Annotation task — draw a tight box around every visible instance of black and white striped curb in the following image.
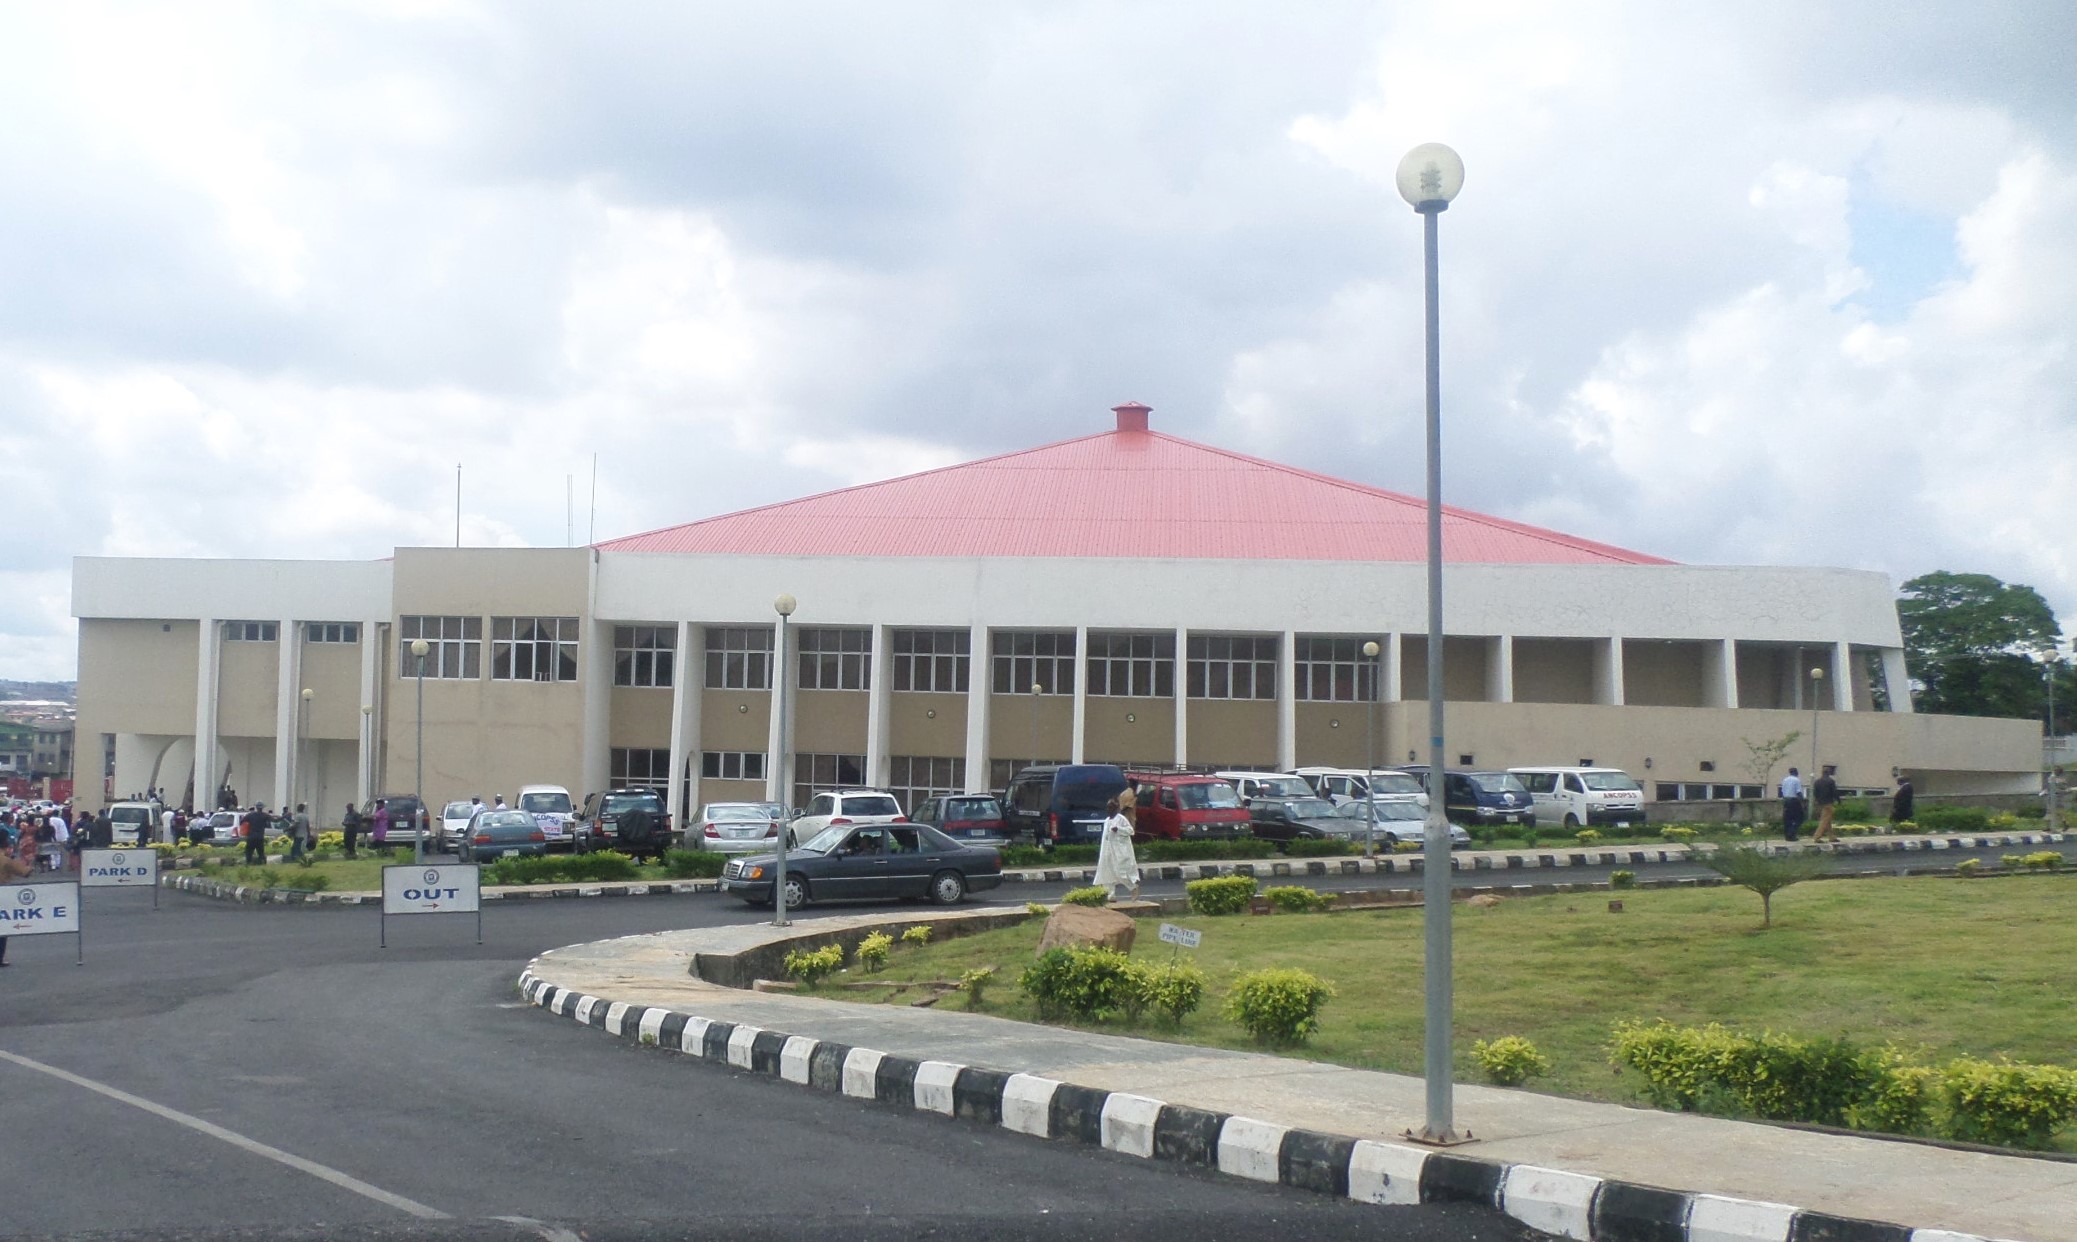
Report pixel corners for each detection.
[514,968,2018,1242]
[160,872,718,904]
[997,831,2067,885]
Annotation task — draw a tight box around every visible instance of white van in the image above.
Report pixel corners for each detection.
[516,784,577,850]
[1508,767,1647,829]
[1215,770,1315,805]
[106,800,164,845]
[1289,766,1429,809]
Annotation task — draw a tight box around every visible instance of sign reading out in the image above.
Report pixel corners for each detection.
[1157,922,1202,950]
[3,882,81,935]
[381,864,481,915]
[80,849,159,888]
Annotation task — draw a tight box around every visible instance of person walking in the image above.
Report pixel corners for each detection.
[1779,767,1807,843]
[241,804,269,864]
[370,799,391,856]
[1889,775,1915,828]
[341,803,362,858]
[287,803,313,861]
[1811,765,1841,843]
[1093,795,1140,904]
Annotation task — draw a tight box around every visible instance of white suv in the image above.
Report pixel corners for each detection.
[788,789,905,843]
[1215,771,1316,805]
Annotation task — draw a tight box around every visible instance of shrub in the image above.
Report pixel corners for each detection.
[2010,802,2046,820]
[1609,869,1636,889]
[1139,838,1279,862]
[1986,811,2020,829]
[1224,968,1336,1045]
[1916,805,1991,834]
[1392,839,1421,853]
[1025,901,1049,916]
[1849,1045,1935,1135]
[1835,798,1872,823]
[1263,885,1330,912]
[1954,858,1982,877]
[1019,946,1142,1022]
[1061,886,1109,907]
[1606,1019,1874,1125]
[1138,961,1207,1026]
[2020,851,2062,871]
[901,924,934,947]
[1660,826,1698,844]
[958,966,997,1011]
[1515,822,1541,846]
[1697,844,1831,927]
[1574,829,1602,847]
[1935,1058,2077,1150]
[1472,1036,1552,1086]
[855,931,892,972]
[315,830,345,850]
[661,849,726,879]
[783,944,843,988]
[1282,838,1357,858]
[1999,854,2028,869]
[1185,875,1257,916]
[1001,844,1100,867]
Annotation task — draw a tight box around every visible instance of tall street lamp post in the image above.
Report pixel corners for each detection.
[2047,644,2064,830]
[1397,140,1465,1145]
[360,703,374,809]
[772,593,797,929]
[412,638,429,864]
[1809,665,1825,784]
[299,687,314,819]
[1362,640,1381,858]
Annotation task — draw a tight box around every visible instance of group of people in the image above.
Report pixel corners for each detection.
[1778,766,1914,842]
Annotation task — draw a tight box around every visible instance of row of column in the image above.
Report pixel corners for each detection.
[191,617,388,813]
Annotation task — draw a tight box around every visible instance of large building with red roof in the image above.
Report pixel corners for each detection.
[72,402,2036,822]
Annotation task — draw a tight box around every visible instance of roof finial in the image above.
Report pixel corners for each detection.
[1112,401,1150,433]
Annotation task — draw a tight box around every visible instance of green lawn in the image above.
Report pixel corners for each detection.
[844,875,2077,1112]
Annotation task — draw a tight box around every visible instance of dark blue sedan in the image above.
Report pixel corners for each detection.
[721,822,1004,909]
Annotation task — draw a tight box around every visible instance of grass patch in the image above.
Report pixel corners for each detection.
[853,874,2077,1140]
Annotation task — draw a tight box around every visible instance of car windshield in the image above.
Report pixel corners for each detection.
[110,807,149,823]
[944,797,999,819]
[840,795,901,817]
[1368,772,1425,796]
[1176,782,1241,809]
[1470,773,1529,795]
[443,802,474,818]
[801,825,850,853]
[520,792,572,814]
[704,804,768,821]
[1582,772,1640,791]
[481,811,533,829]
[1253,776,1313,799]
[1282,798,1336,818]
[604,793,662,814]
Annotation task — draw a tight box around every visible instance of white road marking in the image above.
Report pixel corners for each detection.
[494,1215,584,1241]
[0,1047,449,1220]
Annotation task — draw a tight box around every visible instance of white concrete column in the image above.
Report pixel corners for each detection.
[1382,632,1401,701]
[1705,639,1739,709]
[273,620,300,809]
[962,623,990,792]
[1173,626,1189,765]
[1833,640,1855,712]
[666,622,703,829]
[1488,635,1514,703]
[1881,647,1914,714]
[194,618,221,812]
[1594,637,1626,707]
[1788,647,1805,711]
[1070,625,1088,765]
[766,622,790,804]
[356,620,381,808]
[864,623,892,788]
[579,564,612,802]
[1276,629,1297,770]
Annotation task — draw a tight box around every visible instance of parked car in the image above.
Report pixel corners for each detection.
[910,794,1010,846]
[1123,770,1251,842]
[517,784,578,851]
[691,802,786,855]
[1327,799,1470,848]
[788,789,906,842]
[105,800,163,845]
[457,808,549,861]
[439,800,480,852]
[1000,764,1129,846]
[375,795,433,845]
[719,821,1004,908]
[1245,795,1348,843]
[1363,769,1431,809]
[1509,766,1647,829]
[577,788,674,860]
[1215,770,1316,806]
[1401,767,1534,826]
[194,810,241,844]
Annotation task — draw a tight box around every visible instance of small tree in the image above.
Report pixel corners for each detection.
[1701,845,1830,927]
[1741,730,1803,795]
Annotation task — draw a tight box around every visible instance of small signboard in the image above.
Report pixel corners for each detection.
[1157,922,1202,949]
[2,882,83,963]
[80,848,159,907]
[380,864,481,947]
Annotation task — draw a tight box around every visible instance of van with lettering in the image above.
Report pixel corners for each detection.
[1508,766,1647,830]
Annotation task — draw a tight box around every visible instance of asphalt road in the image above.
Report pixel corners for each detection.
[1,887,1552,1242]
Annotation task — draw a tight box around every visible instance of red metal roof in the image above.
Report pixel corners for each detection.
[598,418,1671,565]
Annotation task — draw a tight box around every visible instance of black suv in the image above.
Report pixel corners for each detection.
[1000,764,1128,847]
[578,789,674,860]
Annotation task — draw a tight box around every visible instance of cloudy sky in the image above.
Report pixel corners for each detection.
[3,1,2073,678]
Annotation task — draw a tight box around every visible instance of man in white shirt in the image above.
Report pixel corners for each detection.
[1779,767,1807,842]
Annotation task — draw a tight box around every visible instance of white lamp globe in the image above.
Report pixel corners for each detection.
[1395,143,1465,210]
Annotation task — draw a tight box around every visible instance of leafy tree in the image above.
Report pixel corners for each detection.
[1897,572,2065,721]
[1700,845,1831,928]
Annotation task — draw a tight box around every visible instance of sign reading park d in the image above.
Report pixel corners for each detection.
[2,882,81,935]
[1156,922,1202,949]
[80,848,159,888]
[381,864,481,915]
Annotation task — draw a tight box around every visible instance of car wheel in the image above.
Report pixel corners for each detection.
[1381,833,1400,847]
[928,870,966,906]
[1563,814,1580,830]
[779,874,810,909]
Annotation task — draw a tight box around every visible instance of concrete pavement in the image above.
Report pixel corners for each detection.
[521,907,2077,1242]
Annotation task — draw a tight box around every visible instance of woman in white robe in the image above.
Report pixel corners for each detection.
[1093,796,1140,902]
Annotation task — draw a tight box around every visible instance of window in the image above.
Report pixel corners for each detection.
[307,622,359,644]
[889,756,964,813]
[1086,631,1174,697]
[1187,634,1277,700]
[492,617,580,682]
[399,616,481,679]
[611,748,671,791]
[614,625,675,688]
[224,621,277,642]
[991,630,1075,694]
[1293,635,1379,701]
[892,629,969,693]
[701,750,768,782]
[797,627,871,691]
[793,752,865,807]
[705,627,774,690]
[988,757,1067,791]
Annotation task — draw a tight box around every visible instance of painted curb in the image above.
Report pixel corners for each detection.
[512,965,2023,1242]
[159,872,717,904]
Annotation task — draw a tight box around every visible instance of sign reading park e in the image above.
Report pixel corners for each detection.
[3,882,81,935]
[81,848,159,888]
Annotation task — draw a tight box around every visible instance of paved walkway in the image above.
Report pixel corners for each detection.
[523,908,2074,1242]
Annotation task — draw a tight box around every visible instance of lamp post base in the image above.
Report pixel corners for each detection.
[1403,1125,1477,1147]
